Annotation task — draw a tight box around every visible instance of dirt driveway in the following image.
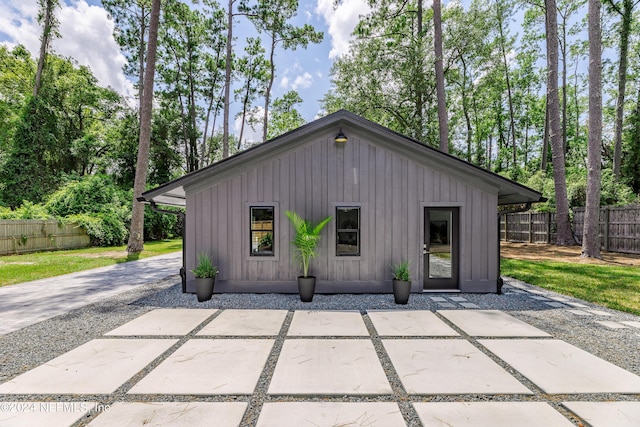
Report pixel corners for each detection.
[500,241,640,266]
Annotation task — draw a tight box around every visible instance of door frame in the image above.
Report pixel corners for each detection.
[423,206,460,290]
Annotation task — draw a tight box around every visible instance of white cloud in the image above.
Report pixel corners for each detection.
[292,72,313,90]
[280,76,290,89]
[0,0,134,99]
[315,0,371,59]
[234,107,264,148]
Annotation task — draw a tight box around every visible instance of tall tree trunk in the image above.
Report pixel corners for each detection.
[582,0,603,258]
[433,0,448,152]
[610,0,634,178]
[34,0,59,98]
[496,4,517,166]
[541,102,549,171]
[223,0,233,158]
[127,0,161,255]
[560,16,568,154]
[546,0,575,245]
[262,37,276,143]
[138,3,146,113]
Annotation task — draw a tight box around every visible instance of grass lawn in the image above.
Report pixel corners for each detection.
[0,239,182,287]
[501,258,640,316]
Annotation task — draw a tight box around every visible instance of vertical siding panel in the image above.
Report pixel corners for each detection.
[388,152,399,263]
[433,172,441,202]
[480,193,489,280]
[336,143,345,203]
[440,174,450,202]
[247,168,257,202]
[201,189,212,265]
[375,146,386,281]
[367,144,377,281]
[358,140,370,280]
[463,186,474,284]
[424,168,434,202]
[186,195,197,278]
[295,150,305,214]
[343,137,354,203]
[327,140,337,281]
[230,176,244,281]
[210,186,219,272]
[407,160,418,282]
[279,154,291,281]
[218,183,229,280]
[470,188,483,284]
[487,193,498,283]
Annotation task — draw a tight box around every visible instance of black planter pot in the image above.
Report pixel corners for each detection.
[195,277,215,302]
[393,279,411,304]
[297,276,316,302]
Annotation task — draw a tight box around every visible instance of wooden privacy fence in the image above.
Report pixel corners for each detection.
[500,205,640,254]
[0,220,90,255]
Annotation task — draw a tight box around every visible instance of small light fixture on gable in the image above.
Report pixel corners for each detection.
[335,128,348,143]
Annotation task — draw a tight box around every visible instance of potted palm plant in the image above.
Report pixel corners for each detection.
[392,260,411,304]
[191,252,218,302]
[285,210,332,302]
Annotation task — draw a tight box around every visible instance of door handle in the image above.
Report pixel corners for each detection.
[423,243,429,255]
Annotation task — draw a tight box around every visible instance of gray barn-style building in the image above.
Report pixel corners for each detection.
[141,110,542,294]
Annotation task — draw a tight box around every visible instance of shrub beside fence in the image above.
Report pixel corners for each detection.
[500,204,640,254]
[0,220,90,255]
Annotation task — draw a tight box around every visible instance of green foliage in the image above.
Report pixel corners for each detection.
[267,90,305,140]
[45,175,130,246]
[65,212,128,247]
[391,260,411,281]
[0,201,51,219]
[191,252,218,278]
[285,210,332,278]
[144,205,181,241]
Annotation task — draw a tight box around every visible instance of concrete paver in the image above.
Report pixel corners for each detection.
[105,309,217,336]
[287,310,369,336]
[0,402,96,427]
[383,339,531,395]
[87,402,248,427]
[128,339,274,395]
[562,401,640,427]
[367,310,459,336]
[255,402,405,427]
[0,339,177,394]
[480,339,640,394]
[268,339,392,395]
[438,309,551,337]
[414,402,574,427]
[196,309,287,336]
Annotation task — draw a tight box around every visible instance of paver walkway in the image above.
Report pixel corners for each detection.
[0,252,181,335]
[1,308,640,426]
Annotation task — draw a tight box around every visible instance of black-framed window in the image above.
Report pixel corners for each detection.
[336,207,360,256]
[250,207,274,256]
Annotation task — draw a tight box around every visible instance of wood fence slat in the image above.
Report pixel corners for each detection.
[499,204,640,254]
[0,220,90,255]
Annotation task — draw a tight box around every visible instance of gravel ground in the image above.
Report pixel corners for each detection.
[0,276,639,426]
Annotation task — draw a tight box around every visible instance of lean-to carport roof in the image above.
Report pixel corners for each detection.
[141,110,543,207]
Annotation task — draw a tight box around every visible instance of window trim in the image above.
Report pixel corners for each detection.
[250,205,275,257]
[335,206,361,257]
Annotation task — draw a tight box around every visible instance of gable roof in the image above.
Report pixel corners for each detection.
[141,110,543,207]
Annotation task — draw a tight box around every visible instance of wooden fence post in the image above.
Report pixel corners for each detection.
[603,207,610,252]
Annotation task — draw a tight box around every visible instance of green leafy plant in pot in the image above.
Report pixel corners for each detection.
[391,260,411,304]
[191,252,218,302]
[285,210,332,302]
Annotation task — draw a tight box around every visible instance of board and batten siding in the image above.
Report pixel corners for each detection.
[185,128,498,293]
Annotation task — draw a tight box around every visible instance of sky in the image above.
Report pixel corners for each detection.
[0,0,372,133]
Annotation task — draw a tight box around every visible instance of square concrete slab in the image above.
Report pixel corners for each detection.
[268,339,392,395]
[568,309,592,316]
[563,401,640,427]
[0,402,96,427]
[595,320,627,329]
[414,402,573,427]
[588,309,613,316]
[438,302,457,308]
[128,339,273,395]
[196,309,287,336]
[105,309,217,336]
[0,339,177,394]
[383,339,531,395]
[479,339,640,394]
[530,296,550,301]
[450,296,467,302]
[256,402,405,427]
[88,402,247,427]
[622,321,640,328]
[287,310,369,336]
[545,302,568,308]
[567,302,589,308]
[367,310,459,336]
[438,310,551,337]
[460,303,479,309]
